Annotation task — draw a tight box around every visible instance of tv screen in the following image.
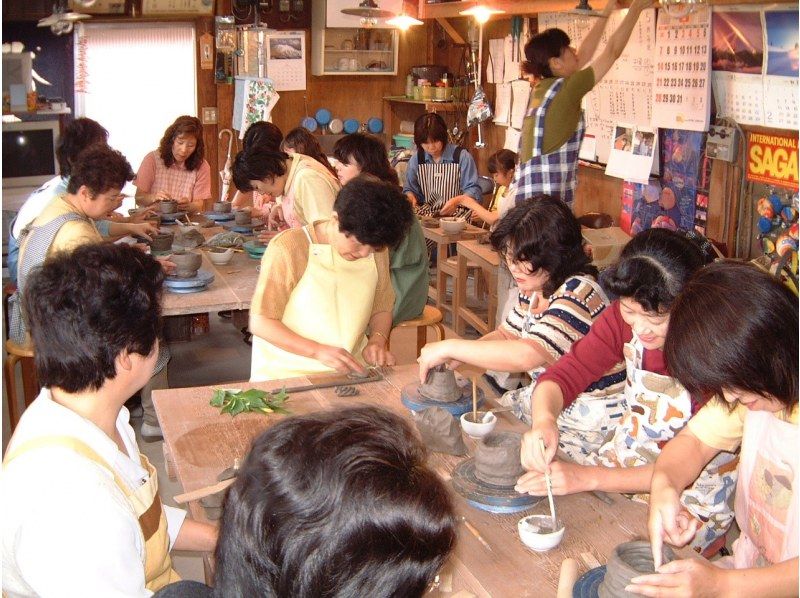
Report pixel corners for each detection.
[2,120,59,188]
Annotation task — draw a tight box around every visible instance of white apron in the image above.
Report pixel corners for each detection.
[4,435,179,592]
[250,226,378,381]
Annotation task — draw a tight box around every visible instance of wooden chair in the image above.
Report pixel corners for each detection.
[391,305,445,358]
[4,338,39,432]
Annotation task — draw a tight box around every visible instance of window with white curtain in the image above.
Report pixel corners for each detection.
[74,22,197,177]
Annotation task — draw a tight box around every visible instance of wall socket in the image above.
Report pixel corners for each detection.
[706,125,739,162]
[202,106,218,125]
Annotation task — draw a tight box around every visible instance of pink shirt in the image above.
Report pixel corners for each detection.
[135,150,211,201]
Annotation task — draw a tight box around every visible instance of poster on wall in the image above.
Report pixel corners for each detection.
[711,8,798,130]
[746,131,799,190]
[651,6,712,131]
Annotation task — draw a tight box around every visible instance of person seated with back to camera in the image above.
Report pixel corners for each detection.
[2,243,217,598]
[153,406,458,598]
[627,261,798,598]
[281,126,338,178]
[247,176,413,382]
[333,132,428,325]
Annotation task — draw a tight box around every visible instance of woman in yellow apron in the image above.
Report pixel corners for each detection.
[631,262,798,596]
[249,177,415,382]
[2,244,217,597]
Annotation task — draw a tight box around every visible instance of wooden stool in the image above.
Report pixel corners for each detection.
[392,305,445,358]
[4,339,39,432]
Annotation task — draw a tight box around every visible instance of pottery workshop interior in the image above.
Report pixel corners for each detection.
[1,0,798,595]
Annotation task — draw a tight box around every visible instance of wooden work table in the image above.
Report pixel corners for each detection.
[154,364,695,596]
[455,239,501,336]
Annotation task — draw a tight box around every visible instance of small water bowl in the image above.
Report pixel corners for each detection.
[460,411,497,439]
[207,247,234,266]
[518,514,565,552]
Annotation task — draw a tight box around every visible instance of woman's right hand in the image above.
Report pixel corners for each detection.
[648,483,699,568]
[313,343,366,375]
[519,415,559,473]
[417,340,459,383]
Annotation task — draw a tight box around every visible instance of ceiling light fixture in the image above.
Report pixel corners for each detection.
[459,3,505,25]
[386,10,423,31]
[341,0,395,28]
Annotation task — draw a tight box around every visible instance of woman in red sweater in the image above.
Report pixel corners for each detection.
[516,228,737,556]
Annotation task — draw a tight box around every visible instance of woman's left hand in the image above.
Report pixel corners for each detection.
[129,222,160,241]
[363,339,396,368]
[156,256,176,275]
[626,558,725,597]
[129,206,158,223]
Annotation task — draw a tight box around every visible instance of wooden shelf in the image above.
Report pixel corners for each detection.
[383,96,461,111]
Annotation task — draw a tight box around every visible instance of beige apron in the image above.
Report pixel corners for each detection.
[4,435,179,592]
[250,225,378,382]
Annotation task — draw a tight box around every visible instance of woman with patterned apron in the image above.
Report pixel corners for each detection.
[2,244,217,597]
[135,115,212,214]
[517,229,736,556]
[514,0,652,209]
[248,178,413,382]
[631,262,798,596]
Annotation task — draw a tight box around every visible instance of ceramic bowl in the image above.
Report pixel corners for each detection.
[213,201,232,213]
[207,247,234,265]
[149,232,174,253]
[518,515,565,552]
[440,217,466,235]
[171,251,202,278]
[159,199,178,214]
[234,210,251,225]
[460,411,497,439]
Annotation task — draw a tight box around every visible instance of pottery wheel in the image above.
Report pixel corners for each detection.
[572,566,607,598]
[400,382,484,417]
[451,459,543,514]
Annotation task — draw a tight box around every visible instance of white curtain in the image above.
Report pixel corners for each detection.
[74,22,197,181]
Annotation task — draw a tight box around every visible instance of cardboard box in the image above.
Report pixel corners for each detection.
[582,226,631,269]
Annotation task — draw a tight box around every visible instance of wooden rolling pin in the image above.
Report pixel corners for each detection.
[556,558,580,598]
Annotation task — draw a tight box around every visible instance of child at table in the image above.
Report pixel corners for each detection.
[516,229,738,556]
[418,195,622,412]
[628,261,797,597]
[155,406,457,597]
[2,244,217,597]
[248,177,412,381]
[135,115,212,214]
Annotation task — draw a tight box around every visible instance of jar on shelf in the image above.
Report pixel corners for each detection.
[420,82,433,101]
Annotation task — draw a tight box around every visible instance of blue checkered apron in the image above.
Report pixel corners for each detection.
[513,78,586,209]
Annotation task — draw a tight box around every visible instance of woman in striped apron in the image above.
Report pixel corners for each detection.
[514,0,652,209]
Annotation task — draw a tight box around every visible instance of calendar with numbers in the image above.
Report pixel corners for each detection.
[711,8,798,130]
[652,6,711,131]
[539,9,656,164]
[265,31,306,92]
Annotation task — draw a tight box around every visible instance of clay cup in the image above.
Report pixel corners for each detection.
[171,250,202,278]
[213,201,232,213]
[149,231,174,253]
[159,199,178,214]
[474,431,525,487]
[234,210,251,225]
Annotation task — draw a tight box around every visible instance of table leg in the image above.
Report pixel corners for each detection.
[436,241,448,313]
[455,253,468,336]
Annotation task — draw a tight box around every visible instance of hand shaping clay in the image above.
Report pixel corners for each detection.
[598,540,675,598]
[418,367,460,403]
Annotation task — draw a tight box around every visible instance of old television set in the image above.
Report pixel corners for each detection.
[2,120,60,188]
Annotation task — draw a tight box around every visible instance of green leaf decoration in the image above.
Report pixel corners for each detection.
[209,387,292,418]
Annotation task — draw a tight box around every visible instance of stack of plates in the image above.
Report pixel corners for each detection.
[160,211,187,224]
[203,210,235,222]
[163,269,215,294]
[243,240,267,260]
[222,218,264,234]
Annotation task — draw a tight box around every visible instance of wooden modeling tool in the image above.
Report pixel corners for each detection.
[174,478,235,504]
[539,438,558,531]
[472,376,478,422]
[461,516,493,552]
[556,558,580,598]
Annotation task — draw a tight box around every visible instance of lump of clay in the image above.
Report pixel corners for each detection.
[598,540,675,598]
[474,431,524,487]
[418,367,460,403]
[413,406,467,456]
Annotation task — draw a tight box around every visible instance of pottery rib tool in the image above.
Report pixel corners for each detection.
[460,516,493,552]
[280,369,384,394]
[174,478,235,504]
[556,558,580,598]
[539,438,558,531]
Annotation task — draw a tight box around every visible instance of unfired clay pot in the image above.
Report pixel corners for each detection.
[234,210,251,225]
[597,541,675,598]
[474,431,524,487]
[159,199,178,214]
[418,367,460,403]
[171,251,202,278]
[149,232,174,253]
[213,201,232,213]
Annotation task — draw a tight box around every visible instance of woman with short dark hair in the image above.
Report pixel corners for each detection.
[135,115,211,213]
[517,228,738,556]
[230,121,285,220]
[629,261,798,597]
[248,176,413,381]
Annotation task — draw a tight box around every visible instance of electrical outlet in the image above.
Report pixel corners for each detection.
[279,0,289,11]
[202,107,217,125]
[706,125,739,162]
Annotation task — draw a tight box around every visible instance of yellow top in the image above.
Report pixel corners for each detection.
[688,399,798,452]
[20,194,101,259]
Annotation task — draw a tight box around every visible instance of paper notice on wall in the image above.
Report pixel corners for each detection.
[504,127,522,153]
[651,5,711,131]
[510,80,531,129]
[488,38,505,84]
[494,82,511,125]
[579,134,597,162]
[605,123,657,183]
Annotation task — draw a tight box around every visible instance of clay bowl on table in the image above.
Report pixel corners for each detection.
[213,201,232,213]
[207,247,234,266]
[170,250,202,278]
[234,210,251,225]
[460,411,497,439]
[159,199,178,214]
[518,514,565,552]
[440,217,466,235]
[149,232,174,253]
